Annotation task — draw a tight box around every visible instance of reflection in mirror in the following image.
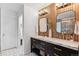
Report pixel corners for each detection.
[56,19,61,33]
[39,18,48,32]
[56,10,75,34]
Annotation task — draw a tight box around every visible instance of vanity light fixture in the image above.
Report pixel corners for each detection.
[56,3,71,9]
[56,3,64,7]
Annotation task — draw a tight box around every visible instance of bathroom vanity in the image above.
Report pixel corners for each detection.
[31,36,78,56]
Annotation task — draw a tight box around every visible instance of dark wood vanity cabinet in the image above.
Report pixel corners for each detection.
[31,38,47,56]
[31,37,78,56]
[46,43,78,56]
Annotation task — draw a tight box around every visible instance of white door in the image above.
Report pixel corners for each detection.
[1,9,18,51]
[0,9,1,51]
[17,14,24,55]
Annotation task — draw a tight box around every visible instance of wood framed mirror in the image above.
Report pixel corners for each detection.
[56,10,76,34]
[38,17,49,36]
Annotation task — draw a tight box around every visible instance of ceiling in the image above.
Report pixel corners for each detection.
[0,3,50,12]
[0,3,24,12]
[25,3,50,10]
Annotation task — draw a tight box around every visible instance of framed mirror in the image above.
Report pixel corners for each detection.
[56,10,75,34]
[38,17,49,36]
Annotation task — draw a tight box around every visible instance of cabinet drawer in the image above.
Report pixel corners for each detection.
[53,45,78,56]
[54,47,63,52]
[31,39,46,51]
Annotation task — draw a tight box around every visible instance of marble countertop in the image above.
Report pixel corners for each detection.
[31,36,78,51]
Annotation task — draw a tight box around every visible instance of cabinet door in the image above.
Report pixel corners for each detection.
[46,43,55,56]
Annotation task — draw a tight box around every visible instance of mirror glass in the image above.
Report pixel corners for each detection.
[39,18,48,32]
[56,10,75,34]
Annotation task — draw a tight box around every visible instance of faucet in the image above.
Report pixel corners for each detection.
[62,32,64,40]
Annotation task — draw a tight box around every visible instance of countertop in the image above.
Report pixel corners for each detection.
[31,36,78,51]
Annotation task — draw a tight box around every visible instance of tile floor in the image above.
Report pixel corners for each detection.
[25,52,37,56]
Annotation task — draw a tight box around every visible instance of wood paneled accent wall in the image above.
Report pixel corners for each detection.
[55,3,79,42]
[38,5,50,36]
[38,4,56,37]
[38,3,79,42]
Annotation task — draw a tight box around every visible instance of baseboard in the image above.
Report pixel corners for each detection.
[24,50,31,55]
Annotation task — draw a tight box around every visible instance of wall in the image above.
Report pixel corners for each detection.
[0,5,24,55]
[24,4,38,55]
[0,4,38,55]
[53,4,79,42]
[38,4,79,42]
[17,6,24,55]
